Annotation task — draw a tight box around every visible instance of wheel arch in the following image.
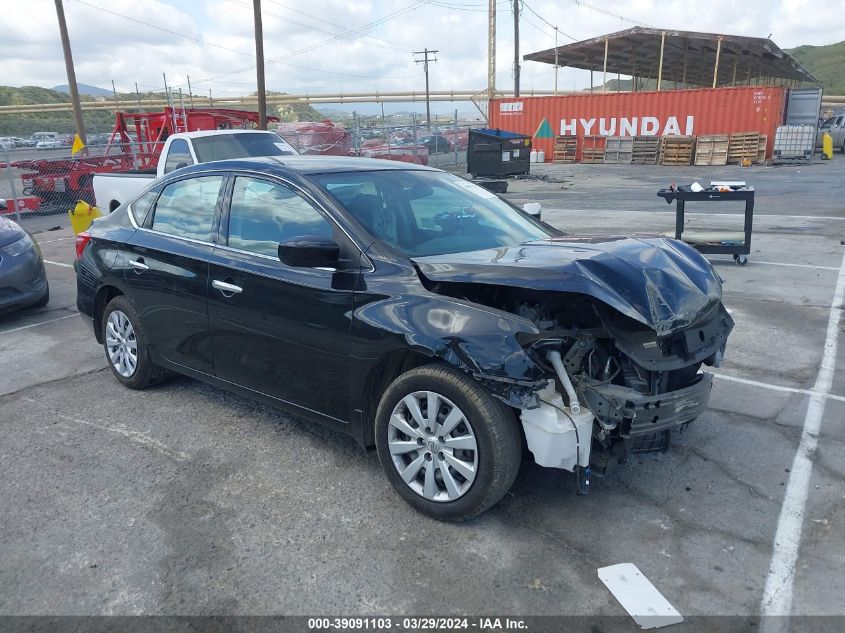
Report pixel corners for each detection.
[93,284,125,343]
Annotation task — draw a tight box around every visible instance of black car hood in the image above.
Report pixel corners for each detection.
[412,236,723,336]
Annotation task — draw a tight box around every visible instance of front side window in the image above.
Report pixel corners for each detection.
[226,176,334,257]
[313,170,552,257]
[163,139,194,174]
[151,175,224,242]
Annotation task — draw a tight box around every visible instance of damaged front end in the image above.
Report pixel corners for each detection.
[412,237,734,491]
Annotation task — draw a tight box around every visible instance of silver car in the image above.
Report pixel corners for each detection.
[0,201,49,313]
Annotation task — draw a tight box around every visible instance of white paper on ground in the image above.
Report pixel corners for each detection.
[598,563,684,630]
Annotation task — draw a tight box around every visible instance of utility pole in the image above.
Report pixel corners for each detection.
[487,0,496,96]
[54,0,86,145]
[513,0,520,97]
[111,80,120,113]
[554,27,559,96]
[134,82,142,111]
[413,48,438,131]
[187,75,194,108]
[253,0,267,129]
[208,88,213,107]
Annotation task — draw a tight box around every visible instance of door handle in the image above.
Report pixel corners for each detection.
[129,259,149,271]
[212,279,243,295]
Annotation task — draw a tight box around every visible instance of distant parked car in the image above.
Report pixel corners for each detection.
[10,137,35,148]
[36,138,63,150]
[0,137,15,150]
[0,202,49,313]
[817,116,845,152]
[418,134,454,154]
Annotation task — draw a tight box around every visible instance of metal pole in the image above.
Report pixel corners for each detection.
[602,38,609,92]
[253,0,267,129]
[134,82,142,111]
[187,75,194,108]
[657,32,665,91]
[111,80,120,112]
[731,57,738,86]
[209,88,213,107]
[2,146,23,224]
[424,49,431,129]
[54,0,86,145]
[488,0,496,96]
[163,73,177,131]
[682,48,688,86]
[453,108,458,165]
[513,0,520,97]
[554,27,559,96]
[712,37,722,89]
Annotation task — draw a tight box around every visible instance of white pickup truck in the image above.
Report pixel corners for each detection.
[93,129,298,212]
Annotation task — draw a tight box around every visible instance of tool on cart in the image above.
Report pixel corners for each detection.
[657,182,754,266]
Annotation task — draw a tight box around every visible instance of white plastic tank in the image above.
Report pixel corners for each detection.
[520,382,593,471]
[529,149,538,163]
[537,149,545,163]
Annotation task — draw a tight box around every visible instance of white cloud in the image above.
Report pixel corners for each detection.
[0,0,842,103]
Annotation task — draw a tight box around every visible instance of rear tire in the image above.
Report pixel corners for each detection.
[102,296,166,389]
[375,365,521,521]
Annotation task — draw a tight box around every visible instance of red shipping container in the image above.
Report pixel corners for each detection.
[489,86,786,161]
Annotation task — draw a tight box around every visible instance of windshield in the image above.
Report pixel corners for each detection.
[313,170,553,257]
[191,133,298,162]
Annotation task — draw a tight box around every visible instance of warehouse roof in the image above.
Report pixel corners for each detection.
[523,27,819,87]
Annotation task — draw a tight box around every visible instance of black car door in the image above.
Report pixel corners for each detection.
[207,174,357,421]
[123,173,225,375]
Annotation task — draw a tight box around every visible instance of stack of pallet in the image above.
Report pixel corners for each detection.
[694,134,729,166]
[659,136,695,166]
[603,137,633,164]
[756,135,768,163]
[631,136,660,164]
[553,135,577,163]
[728,132,761,164]
[581,136,605,164]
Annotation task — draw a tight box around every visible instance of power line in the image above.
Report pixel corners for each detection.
[520,0,576,41]
[570,0,652,27]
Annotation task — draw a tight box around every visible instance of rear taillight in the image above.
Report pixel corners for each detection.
[75,232,92,260]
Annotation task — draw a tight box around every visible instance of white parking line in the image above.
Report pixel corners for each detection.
[750,261,839,272]
[37,237,75,244]
[760,248,845,627]
[713,373,845,404]
[0,313,78,335]
[43,259,73,268]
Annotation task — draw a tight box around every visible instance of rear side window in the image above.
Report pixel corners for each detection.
[226,176,334,257]
[163,139,194,174]
[151,175,224,242]
[129,190,158,226]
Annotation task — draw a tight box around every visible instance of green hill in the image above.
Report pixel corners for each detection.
[0,85,324,136]
[786,41,845,94]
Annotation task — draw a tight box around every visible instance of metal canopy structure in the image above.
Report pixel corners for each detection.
[523,27,819,90]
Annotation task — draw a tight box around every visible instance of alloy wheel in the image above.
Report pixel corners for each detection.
[387,390,478,502]
[105,310,138,378]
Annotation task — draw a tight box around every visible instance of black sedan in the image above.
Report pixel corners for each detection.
[75,157,732,521]
[0,202,49,314]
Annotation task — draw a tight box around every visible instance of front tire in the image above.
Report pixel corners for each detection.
[375,365,521,521]
[102,296,166,389]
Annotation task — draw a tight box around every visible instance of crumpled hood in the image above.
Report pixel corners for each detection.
[412,236,723,336]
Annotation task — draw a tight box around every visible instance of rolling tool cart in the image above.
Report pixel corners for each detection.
[657,183,754,266]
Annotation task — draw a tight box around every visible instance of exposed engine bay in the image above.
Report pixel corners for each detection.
[419,280,734,490]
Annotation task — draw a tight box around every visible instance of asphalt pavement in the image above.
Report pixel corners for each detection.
[0,157,843,628]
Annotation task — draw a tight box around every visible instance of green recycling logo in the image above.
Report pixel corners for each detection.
[534,118,554,139]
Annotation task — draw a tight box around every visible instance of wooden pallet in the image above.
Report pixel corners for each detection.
[660,136,695,166]
[694,134,729,166]
[580,135,606,163]
[631,136,660,164]
[553,135,577,163]
[728,132,761,164]
[756,135,768,163]
[603,136,633,164]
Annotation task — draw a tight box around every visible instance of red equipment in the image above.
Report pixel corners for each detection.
[5,107,278,209]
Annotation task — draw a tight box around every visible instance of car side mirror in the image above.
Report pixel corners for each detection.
[278,235,340,269]
[0,198,7,211]
[523,202,542,219]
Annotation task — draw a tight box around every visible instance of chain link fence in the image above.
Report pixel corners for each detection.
[1,113,481,230]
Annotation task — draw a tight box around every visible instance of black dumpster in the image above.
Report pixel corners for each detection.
[467,128,532,178]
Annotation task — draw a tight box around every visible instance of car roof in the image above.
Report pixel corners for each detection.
[178,155,437,176]
[174,129,279,139]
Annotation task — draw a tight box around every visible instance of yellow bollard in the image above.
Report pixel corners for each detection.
[68,200,102,235]
[821,131,833,160]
